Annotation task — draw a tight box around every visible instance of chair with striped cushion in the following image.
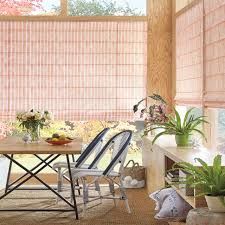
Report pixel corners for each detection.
[70,130,132,215]
[53,128,110,193]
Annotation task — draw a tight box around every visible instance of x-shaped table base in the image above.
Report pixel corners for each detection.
[0,154,79,219]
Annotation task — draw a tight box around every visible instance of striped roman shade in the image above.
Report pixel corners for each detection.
[0,21,147,121]
[175,0,204,106]
[204,0,225,107]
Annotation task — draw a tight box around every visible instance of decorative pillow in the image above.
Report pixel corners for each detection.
[149,188,174,211]
[150,188,192,221]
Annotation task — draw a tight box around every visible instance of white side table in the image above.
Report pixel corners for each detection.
[186,208,225,225]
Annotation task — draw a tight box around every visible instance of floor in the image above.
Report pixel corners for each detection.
[0,188,168,225]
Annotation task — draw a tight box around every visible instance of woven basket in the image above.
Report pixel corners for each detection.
[123,160,146,181]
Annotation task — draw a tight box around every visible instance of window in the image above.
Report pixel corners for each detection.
[0,0,60,16]
[210,108,225,152]
[0,20,147,121]
[68,0,146,16]
[0,0,147,17]
[217,109,225,143]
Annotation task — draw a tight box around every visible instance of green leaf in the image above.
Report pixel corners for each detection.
[183,107,194,127]
[192,128,207,141]
[174,108,181,130]
[151,131,169,145]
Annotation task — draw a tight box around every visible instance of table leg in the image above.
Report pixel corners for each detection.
[34,154,71,183]
[0,154,61,201]
[66,154,79,219]
[0,154,80,219]
[7,154,54,190]
[1,155,75,207]
[5,154,13,193]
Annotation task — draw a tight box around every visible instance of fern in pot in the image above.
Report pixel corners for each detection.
[172,155,225,212]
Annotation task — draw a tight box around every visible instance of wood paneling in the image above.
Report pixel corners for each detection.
[176,0,196,12]
[142,137,165,193]
[147,0,173,108]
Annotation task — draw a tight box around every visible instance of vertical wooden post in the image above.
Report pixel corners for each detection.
[147,0,173,108]
[61,0,67,16]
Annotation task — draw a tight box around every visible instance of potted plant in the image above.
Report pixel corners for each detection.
[134,96,208,146]
[133,94,168,136]
[150,108,208,146]
[172,155,225,212]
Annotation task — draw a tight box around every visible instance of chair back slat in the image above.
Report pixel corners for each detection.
[75,128,109,168]
[103,130,132,176]
[88,130,132,174]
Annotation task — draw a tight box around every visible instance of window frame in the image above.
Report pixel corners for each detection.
[0,0,148,21]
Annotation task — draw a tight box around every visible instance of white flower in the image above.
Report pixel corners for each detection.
[34,112,42,120]
[26,112,35,118]
[44,112,53,121]
[22,113,28,121]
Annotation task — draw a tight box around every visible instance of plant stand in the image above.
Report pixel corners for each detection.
[186,208,225,225]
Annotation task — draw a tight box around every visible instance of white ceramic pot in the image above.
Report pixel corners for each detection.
[205,195,225,212]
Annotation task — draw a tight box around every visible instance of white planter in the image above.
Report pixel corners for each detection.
[205,195,225,212]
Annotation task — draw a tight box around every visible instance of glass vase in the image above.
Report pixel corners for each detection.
[28,125,40,143]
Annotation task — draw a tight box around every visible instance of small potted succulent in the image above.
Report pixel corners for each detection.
[172,155,225,212]
[134,96,208,146]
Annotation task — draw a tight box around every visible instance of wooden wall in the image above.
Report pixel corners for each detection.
[175,0,196,12]
[147,0,173,107]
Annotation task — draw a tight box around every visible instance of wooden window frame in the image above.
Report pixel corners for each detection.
[0,0,147,21]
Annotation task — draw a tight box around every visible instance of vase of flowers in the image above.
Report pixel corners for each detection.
[133,94,168,136]
[16,110,53,143]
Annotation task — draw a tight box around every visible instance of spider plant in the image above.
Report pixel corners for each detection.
[149,107,208,146]
[171,155,225,211]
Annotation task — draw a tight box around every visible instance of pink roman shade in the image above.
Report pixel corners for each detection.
[0,21,147,121]
[204,0,225,107]
[175,0,204,106]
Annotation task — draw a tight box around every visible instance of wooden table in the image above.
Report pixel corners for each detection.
[0,137,82,219]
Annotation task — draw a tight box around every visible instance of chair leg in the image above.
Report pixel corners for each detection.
[119,181,131,213]
[56,168,62,203]
[95,180,102,204]
[57,168,62,192]
[76,179,81,195]
[82,178,88,217]
[109,181,117,207]
[125,199,131,214]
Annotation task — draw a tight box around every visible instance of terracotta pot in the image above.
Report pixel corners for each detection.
[205,195,225,212]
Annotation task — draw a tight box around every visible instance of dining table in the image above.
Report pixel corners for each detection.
[0,136,82,219]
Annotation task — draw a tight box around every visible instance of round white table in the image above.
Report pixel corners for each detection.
[186,208,225,225]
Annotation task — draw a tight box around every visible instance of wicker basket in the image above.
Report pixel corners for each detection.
[122,160,146,188]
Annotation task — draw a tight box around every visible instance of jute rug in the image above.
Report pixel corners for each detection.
[0,188,168,225]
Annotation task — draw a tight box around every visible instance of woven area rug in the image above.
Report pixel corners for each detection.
[0,188,168,225]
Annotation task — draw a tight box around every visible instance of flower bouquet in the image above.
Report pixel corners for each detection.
[16,109,53,143]
[133,94,168,136]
